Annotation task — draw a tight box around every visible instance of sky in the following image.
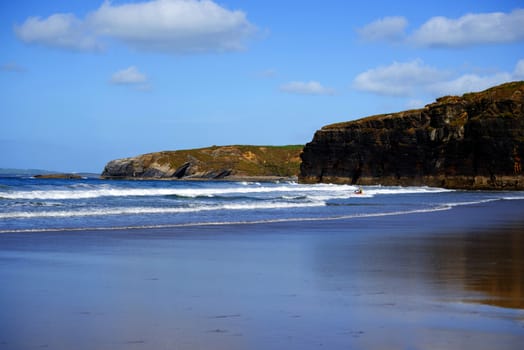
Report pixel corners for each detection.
[1,0,523,173]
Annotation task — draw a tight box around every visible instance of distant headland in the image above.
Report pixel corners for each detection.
[101,81,524,190]
[101,145,303,182]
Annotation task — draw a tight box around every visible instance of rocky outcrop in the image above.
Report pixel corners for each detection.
[101,145,302,180]
[34,173,83,179]
[300,81,524,190]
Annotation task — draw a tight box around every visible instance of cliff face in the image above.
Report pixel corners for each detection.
[102,145,302,180]
[300,81,524,189]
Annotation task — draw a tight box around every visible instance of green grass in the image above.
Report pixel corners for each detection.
[142,145,304,177]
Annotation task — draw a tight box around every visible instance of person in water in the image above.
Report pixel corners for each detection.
[354,187,363,195]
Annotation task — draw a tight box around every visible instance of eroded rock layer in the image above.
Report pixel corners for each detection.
[300,81,524,190]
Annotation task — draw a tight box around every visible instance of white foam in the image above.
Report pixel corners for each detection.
[0,183,452,201]
[363,186,453,195]
[0,183,337,200]
[502,195,524,201]
[0,201,325,219]
[0,205,452,234]
[443,198,500,207]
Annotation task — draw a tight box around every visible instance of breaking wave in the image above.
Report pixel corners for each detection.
[1,176,522,234]
[0,201,325,219]
[0,183,452,200]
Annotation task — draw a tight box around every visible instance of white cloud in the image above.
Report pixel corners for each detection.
[358,9,524,48]
[429,73,513,96]
[353,59,523,98]
[280,81,335,95]
[110,66,148,85]
[353,60,445,96]
[14,13,100,52]
[410,9,524,47]
[357,16,407,42]
[14,0,257,54]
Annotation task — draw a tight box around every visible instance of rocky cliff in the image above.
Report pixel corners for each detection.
[300,81,524,190]
[101,145,302,180]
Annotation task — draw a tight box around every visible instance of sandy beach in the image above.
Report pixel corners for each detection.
[1,200,523,350]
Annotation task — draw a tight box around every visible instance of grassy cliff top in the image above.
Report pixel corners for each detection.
[449,80,524,103]
[130,144,304,178]
[323,80,524,130]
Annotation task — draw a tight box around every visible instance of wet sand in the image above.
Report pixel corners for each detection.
[1,200,523,349]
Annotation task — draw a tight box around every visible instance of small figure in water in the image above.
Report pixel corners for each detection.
[354,186,363,195]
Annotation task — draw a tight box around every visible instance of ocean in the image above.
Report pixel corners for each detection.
[1,175,524,233]
[1,175,524,349]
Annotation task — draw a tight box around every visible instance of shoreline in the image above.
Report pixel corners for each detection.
[300,174,524,190]
[1,198,523,350]
[0,200,452,235]
[0,196,522,235]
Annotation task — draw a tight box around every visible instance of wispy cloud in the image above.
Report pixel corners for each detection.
[1,62,26,73]
[428,73,513,96]
[14,0,257,54]
[280,81,335,95]
[357,16,407,43]
[410,9,524,47]
[14,13,101,52]
[110,66,150,89]
[357,9,524,48]
[353,59,523,98]
[353,60,444,96]
[257,68,277,78]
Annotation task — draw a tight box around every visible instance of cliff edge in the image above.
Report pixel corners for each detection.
[102,145,302,181]
[300,81,524,190]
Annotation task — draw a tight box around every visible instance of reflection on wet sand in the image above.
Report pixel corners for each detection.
[312,218,524,310]
[430,223,524,309]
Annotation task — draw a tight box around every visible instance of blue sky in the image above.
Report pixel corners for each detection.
[1,0,523,172]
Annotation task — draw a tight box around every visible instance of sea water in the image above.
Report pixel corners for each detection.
[2,175,524,350]
[1,175,524,233]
